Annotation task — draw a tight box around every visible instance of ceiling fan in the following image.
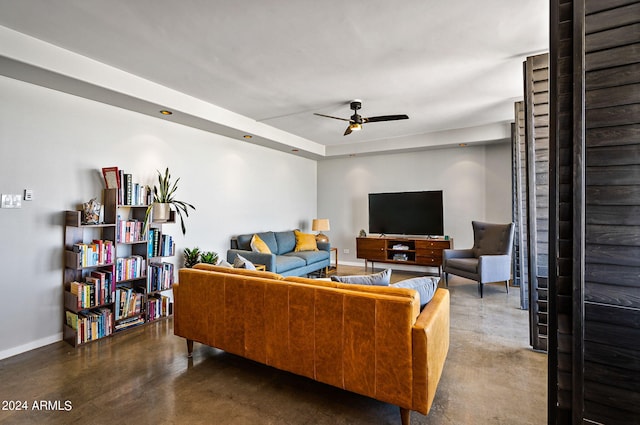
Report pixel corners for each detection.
[314,100,409,136]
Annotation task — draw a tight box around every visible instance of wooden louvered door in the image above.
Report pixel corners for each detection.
[513,101,530,310]
[524,53,550,352]
[549,0,640,423]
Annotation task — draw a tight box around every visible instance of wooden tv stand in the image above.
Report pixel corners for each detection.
[356,236,453,274]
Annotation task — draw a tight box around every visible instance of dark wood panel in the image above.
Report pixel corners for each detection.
[586,164,640,185]
[584,340,640,372]
[589,202,636,229]
[585,263,640,286]
[585,224,640,245]
[586,23,640,52]
[587,185,640,205]
[586,43,640,71]
[586,301,640,328]
[585,0,640,15]
[586,103,640,128]
[586,63,640,90]
[585,3,640,33]
[585,83,640,109]
[586,123,640,147]
[585,320,640,350]
[584,380,640,414]
[587,144,640,166]
[586,243,640,266]
[586,281,640,307]
[583,400,639,425]
[585,361,640,392]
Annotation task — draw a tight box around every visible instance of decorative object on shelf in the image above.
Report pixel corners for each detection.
[200,251,219,265]
[82,198,102,224]
[101,166,120,189]
[183,247,201,268]
[145,167,195,234]
[359,229,367,237]
[312,218,330,243]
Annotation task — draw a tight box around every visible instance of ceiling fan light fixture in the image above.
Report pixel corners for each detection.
[349,123,362,131]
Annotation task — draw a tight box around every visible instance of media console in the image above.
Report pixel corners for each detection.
[356,236,453,274]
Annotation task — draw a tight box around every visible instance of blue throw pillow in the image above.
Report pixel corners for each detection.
[393,276,439,308]
[331,269,391,286]
[233,254,256,270]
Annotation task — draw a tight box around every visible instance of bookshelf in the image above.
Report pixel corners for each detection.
[63,188,175,347]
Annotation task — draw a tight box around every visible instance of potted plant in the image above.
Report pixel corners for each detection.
[200,251,219,265]
[183,247,201,268]
[145,167,195,235]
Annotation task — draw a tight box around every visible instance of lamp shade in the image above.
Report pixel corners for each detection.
[312,219,330,232]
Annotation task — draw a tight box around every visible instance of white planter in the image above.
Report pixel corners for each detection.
[153,202,171,222]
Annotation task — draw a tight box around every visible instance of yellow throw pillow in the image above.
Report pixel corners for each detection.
[250,234,271,254]
[294,230,318,252]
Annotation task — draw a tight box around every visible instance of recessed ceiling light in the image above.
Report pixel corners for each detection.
[159,110,172,115]
[243,135,253,139]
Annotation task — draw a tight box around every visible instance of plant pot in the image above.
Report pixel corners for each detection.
[153,202,171,222]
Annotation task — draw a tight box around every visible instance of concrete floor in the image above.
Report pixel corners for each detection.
[0,270,547,425]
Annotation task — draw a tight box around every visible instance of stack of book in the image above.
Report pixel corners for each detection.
[148,262,174,292]
[73,239,114,267]
[69,270,114,308]
[147,294,172,321]
[147,228,175,257]
[65,308,113,344]
[115,255,146,281]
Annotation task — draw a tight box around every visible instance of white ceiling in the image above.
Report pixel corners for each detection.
[0,0,548,157]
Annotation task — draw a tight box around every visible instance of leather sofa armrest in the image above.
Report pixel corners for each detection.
[411,288,450,415]
[443,248,474,261]
[227,249,276,271]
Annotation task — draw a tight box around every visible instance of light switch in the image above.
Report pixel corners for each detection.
[24,189,33,201]
[12,194,22,208]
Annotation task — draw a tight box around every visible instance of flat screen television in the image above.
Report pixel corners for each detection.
[368,190,444,236]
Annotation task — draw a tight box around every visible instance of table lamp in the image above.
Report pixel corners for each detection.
[312,218,330,243]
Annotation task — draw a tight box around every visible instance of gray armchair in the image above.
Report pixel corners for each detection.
[443,221,515,297]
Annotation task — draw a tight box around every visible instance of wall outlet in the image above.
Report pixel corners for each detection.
[343,248,350,254]
[1,194,22,208]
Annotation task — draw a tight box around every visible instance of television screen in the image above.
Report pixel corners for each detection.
[368,190,444,236]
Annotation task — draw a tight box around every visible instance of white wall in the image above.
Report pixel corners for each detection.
[317,143,512,265]
[0,76,317,359]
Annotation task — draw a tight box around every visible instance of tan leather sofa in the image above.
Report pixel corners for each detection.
[174,264,450,425]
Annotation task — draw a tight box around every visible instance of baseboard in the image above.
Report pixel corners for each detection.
[0,333,62,360]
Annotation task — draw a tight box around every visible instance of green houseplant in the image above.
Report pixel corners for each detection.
[145,167,195,235]
[183,247,201,268]
[200,251,219,265]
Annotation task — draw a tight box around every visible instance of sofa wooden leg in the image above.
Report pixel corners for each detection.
[186,339,194,358]
[444,272,448,287]
[505,280,509,293]
[400,407,411,425]
[479,282,484,298]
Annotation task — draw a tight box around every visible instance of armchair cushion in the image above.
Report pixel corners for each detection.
[445,258,478,274]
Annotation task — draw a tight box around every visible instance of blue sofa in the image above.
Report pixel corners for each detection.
[227,230,331,277]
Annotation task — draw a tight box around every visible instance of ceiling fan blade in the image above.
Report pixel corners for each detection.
[344,125,353,136]
[314,113,351,122]
[363,114,409,123]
